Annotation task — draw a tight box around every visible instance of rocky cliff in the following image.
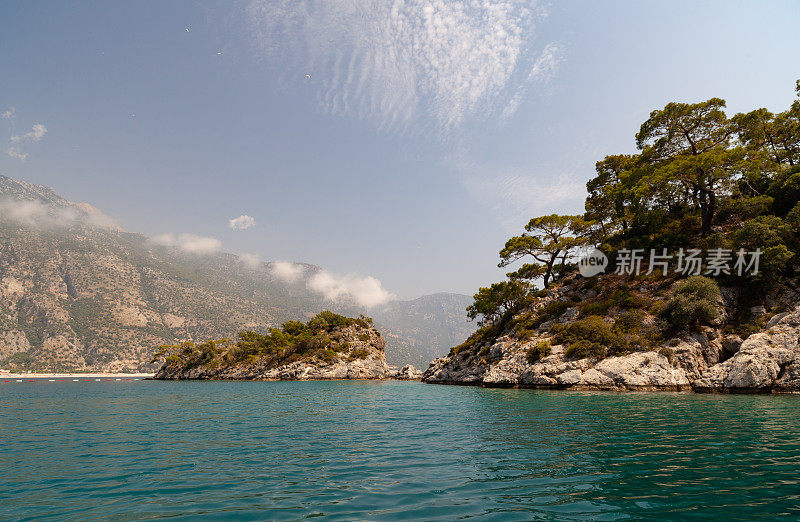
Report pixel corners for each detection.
[0,174,470,372]
[423,273,800,393]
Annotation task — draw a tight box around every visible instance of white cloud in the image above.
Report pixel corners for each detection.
[1,107,15,119]
[271,260,305,282]
[247,0,556,132]
[0,198,119,229]
[239,253,262,268]
[152,233,177,246]
[11,124,47,143]
[6,147,27,161]
[6,122,47,161]
[307,270,394,307]
[177,234,222,254]
[152,233,222,254]
[229,214,256,230]
[271,259,394,307]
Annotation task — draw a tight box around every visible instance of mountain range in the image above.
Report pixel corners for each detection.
[0,174,474,371]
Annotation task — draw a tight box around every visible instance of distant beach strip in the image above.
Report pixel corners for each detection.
[0,373,153,383]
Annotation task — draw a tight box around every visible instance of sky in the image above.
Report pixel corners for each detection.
[1,0,799,301]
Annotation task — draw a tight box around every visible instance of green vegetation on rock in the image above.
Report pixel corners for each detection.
[455,79,800,360]
[152,311,378,373]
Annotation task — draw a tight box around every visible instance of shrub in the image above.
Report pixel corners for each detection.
[319,349,337,363]
[541,300,570,319]
[580,299,614,317]
[614,310,646,334]
[355,314,374,328]
[526,340,551,363]
[554,315,617,347]
[282,320,307,336]
[548,323,565,334]
[611,286,649,310]
[556,316,619,360]
[524,300,571,330]
[565,340,606,359]
[658,346,675,363]
[306,315,329,332]
[662,276,721,330]
[349,348,371,360]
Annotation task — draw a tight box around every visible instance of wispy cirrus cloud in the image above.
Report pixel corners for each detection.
[502,41,563,120]
[1,107,15,119]
[247,0,558,133]
[463,170,587,230]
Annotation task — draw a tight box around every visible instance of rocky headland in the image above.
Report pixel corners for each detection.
[153,311,389,380]
[423,274,800,393]
[424,83,800,395]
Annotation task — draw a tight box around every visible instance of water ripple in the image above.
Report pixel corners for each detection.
[2,381,800,519]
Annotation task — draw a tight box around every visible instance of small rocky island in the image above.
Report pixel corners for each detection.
[153,311,389,380]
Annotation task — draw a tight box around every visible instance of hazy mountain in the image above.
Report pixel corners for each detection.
[0,175,474,371]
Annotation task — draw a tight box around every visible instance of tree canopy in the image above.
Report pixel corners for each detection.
[465,79,800,327]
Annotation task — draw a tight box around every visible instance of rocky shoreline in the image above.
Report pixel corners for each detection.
[422,304,800,394]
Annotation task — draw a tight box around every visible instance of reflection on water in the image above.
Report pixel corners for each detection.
[1,380,799,519]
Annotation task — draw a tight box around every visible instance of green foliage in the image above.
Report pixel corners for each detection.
[658,346,675,363]
[579,286,648,317]
[349,348,370,360]
[466,280,531,326]
[462,79,800,362]
[565,339,607,360]
[499,214,590,288]
[155,310,376,371]
[506,263,546,281]
[555,316,617,350]
[526,340,551,363]
[554,312,658,359]
[662,276,722,330]
[614,310,647,334]
[281,320,307,336]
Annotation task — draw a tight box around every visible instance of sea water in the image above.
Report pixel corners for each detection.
[1,379,799,519]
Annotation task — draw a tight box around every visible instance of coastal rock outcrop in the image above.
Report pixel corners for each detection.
[390,364,424,380]
[154,313,390,381]
[423,274,800,393]
[424,340,693,391]
[693,307,800,392]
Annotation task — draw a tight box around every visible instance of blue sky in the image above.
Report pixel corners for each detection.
[1,0,799,300]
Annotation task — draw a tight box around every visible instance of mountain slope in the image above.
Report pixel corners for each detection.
[0,175,473,371]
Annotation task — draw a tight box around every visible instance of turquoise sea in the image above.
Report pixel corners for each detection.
[1,380,800,520]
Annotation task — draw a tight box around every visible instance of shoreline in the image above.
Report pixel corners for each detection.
[421,380,800,394]
[1,372,154,379]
